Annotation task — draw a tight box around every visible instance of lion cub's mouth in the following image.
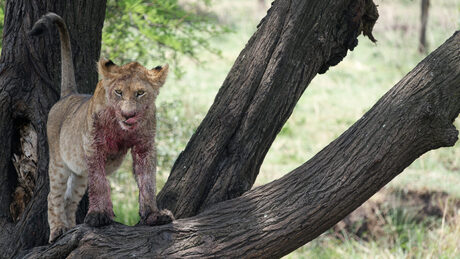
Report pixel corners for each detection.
[122,121,136,126]
[119,118,138,130]
[123,117,137,125]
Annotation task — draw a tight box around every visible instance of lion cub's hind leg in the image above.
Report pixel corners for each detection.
[47,157,71,243]
[64,173,87,228]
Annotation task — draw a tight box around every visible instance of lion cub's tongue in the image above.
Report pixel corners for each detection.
[125,118,137,125]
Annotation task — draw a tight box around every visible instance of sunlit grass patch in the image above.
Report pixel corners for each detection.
[109,157,140,226]
[285,189,460,259]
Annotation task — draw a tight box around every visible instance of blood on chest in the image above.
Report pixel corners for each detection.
[93,109,142,156]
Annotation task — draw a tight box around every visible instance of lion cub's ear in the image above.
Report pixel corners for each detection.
[148,64,169,88]
[97,59,118,78]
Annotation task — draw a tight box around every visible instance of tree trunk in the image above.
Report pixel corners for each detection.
[0,1,106,257]
[157,0,378,218]
[419,0,429,53]
[21,31,460,259]
[258,0,266,9]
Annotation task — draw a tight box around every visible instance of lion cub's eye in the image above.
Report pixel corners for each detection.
[136,90,145,97]
[114,89,123,96]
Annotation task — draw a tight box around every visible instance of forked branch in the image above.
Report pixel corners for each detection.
[158,0,379,218]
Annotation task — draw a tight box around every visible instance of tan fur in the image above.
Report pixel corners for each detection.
[46,60,169,242]
[30,13,172,243]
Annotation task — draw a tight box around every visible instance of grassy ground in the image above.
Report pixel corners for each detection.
[109,0,460,257]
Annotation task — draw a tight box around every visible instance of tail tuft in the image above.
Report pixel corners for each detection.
[28,23,47,36]
[29,13,61,37]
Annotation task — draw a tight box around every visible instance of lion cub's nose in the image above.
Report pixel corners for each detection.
[121,111,136,120]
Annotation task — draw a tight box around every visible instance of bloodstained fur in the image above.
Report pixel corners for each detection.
[86,106,154,220]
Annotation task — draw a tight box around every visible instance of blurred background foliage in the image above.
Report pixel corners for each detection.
[0,0,4,46]
[103,0,230,77]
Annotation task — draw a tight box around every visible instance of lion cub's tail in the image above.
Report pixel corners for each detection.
[29,12,77,98]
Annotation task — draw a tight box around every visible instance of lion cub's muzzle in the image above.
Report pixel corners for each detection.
[119,110,140,130]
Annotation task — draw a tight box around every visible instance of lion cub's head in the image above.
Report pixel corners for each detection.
[97,59,168,131]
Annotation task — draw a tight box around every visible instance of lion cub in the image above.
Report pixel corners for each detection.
[30,13,174,243]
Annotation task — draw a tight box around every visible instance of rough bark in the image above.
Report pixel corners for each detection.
[158,0,378,218]
[0,1,106,257]
[21,31,460,259]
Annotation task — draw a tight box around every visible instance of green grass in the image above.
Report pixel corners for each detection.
[285,201,460,259]
[109,0,460,257]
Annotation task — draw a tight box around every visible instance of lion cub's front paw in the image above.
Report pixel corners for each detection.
[84,211,113,227]
[141,209,174,226]
[49,225,69,243]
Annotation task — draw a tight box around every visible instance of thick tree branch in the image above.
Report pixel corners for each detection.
[158,0,379,218]
[22,31,460,259]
